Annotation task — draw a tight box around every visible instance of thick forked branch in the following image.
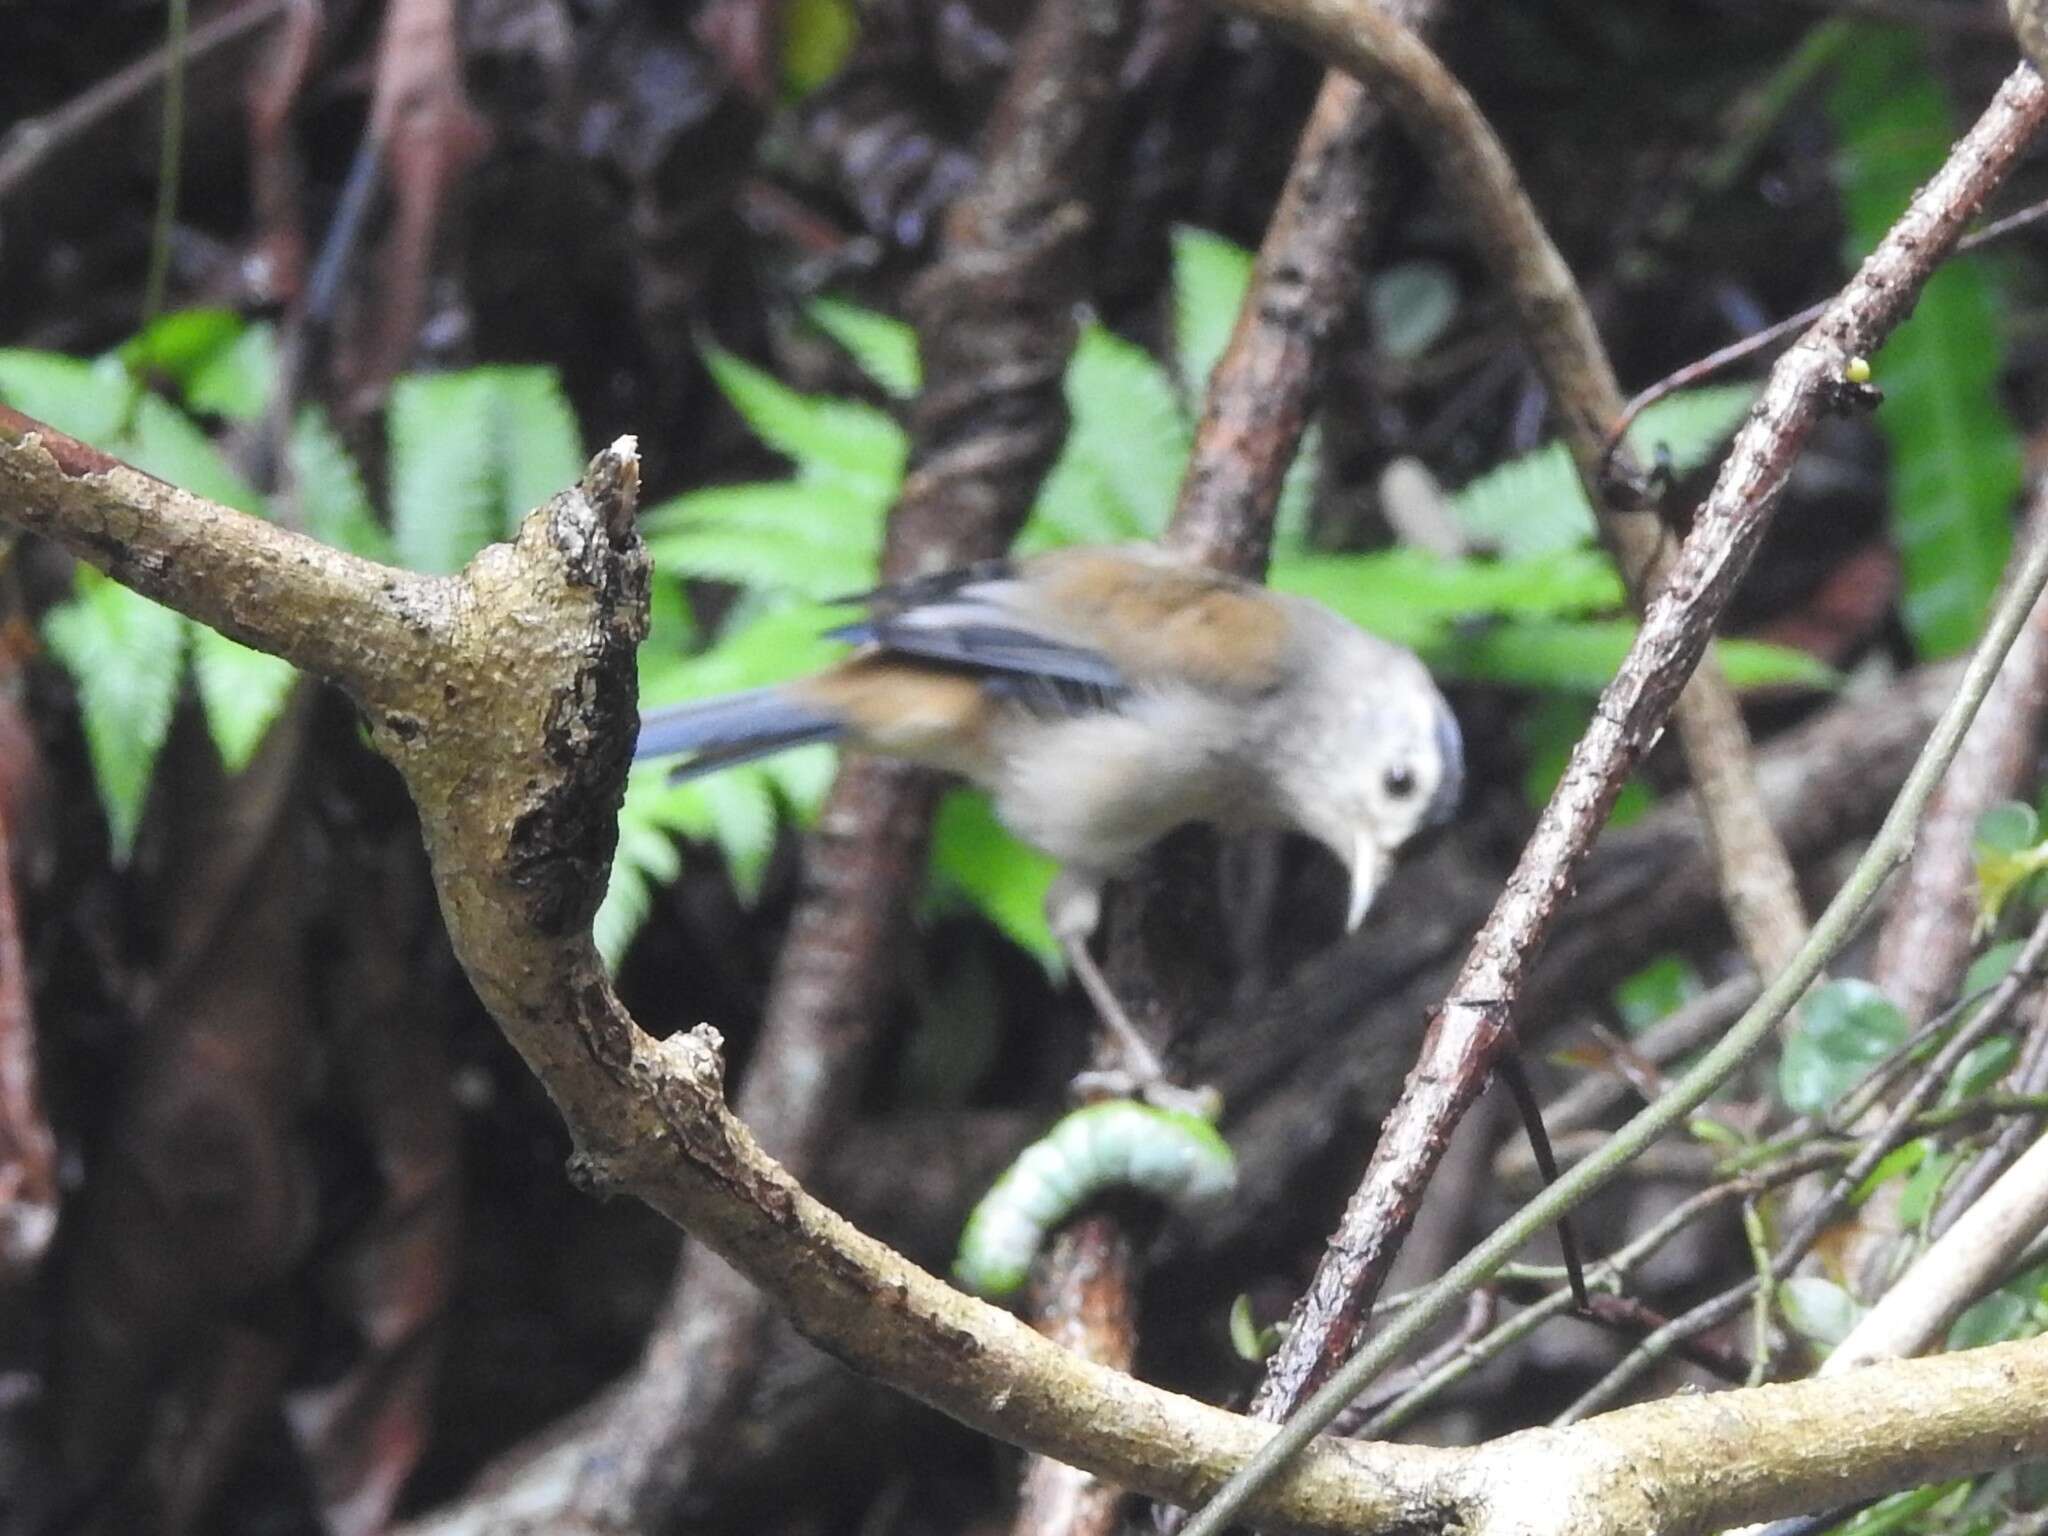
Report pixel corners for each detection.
[11,393,2048,1534]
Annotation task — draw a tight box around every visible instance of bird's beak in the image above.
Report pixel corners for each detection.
[1346,833,1388,933]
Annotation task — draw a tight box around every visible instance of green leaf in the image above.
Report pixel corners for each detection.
[1944,1036,2017,1105]
[928,791,1060,969]
[1272,421,1320,555]
[1897,1146,1956,1228]
[124,393,263,513]
[1852,1137,1929,1205]
[387,366,586,573]
[1171,227,1256,398]
[42,572,190,861]
[693,769,783,899]
[625,602,848,905]
[0,350,136,445]
[1687,1116,1746,1149]
[1628,384,1760,476]
[1027,445,1155,551]
[647,600,853,699]
[1271,547,1627,649]
[1828,28,2020,659]
[1975,802,2040,856]
[1369,260,1460,362]
[1452,387,1757,559]
[1961,939,2025,1001]
[1451,442,1591,558]
[1228,1294,1282,1363]
[1614,953,1702,1032]
[1427,621,1836,694]
[1975,811,2048,929]
[643,480,886,600]
[182,321,277,421]
[119,309,245,389]
[288,405,391,560]
[702,343,905,491]
[485,366,586,525]
[1056,325,1190,536]
[805,299,919,398]
[388,373,500,574]
[1779,978,1909,1115]
[190,625,297,772]
[1779,1275,1861,1347]
[119,310,279,422]
[780,0,858,96]
[596,794,684,969]
[1947,1287,2034,1351]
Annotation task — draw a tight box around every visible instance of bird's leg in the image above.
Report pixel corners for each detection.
[1048,872,1217,1116]
[1063,936,1170,1089]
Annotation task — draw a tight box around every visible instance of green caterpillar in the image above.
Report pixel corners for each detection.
[953,1101,1237,1299]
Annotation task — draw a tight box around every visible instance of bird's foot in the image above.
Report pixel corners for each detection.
[1069,1067,1222,1120]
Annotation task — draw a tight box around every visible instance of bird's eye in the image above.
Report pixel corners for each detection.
[1383,764,1417,799]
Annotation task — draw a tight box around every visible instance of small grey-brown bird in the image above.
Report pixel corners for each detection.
[637,543,1462,1086]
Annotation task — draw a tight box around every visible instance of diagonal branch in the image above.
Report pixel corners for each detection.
[1221,0,2044,1418]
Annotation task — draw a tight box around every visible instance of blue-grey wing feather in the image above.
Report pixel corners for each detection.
[825,618,1126,693]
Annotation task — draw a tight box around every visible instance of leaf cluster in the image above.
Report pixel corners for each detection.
[1,316,581,859]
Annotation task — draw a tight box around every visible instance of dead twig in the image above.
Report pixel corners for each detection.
[0,787,55,1280]
[1870,504,2048,1023]
[1165,0,1446,577]
[1011,1216,1140,1536]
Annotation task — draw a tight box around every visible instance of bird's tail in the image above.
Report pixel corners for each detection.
[636,687,844,780]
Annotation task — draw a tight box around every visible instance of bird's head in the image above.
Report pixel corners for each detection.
[1268,613,1464,933]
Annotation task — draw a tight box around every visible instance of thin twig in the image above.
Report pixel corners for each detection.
[1933,989,2048,1230]
[1609,197,2048,450]
[1496,974,1761,1187]
[140,0,190,325]
[1357,1156,1838,1438]
[0,798,56,1279]
[1165,0,1448,575]
[0,0,290,204]
[1558,900,2048,1424]
[1180,356,2048,1534]
[1827,1126,2048,1373]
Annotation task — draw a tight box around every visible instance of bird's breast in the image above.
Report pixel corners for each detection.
[981,687,1275,871]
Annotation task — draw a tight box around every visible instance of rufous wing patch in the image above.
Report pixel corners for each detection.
[1020,549,1290,695]
[796,660,995,768]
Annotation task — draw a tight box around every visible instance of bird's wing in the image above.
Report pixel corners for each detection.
[830,546,1296,702]
[1005,546,1295,698]
[828,560,1129,697]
